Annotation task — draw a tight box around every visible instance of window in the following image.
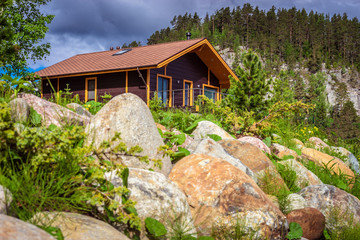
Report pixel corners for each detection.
[157,75,172,106]
[183,80,193,106]
[86,77,97,102]
[203,84,219,102]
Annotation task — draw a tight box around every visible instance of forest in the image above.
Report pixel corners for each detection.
[146,4,360,72]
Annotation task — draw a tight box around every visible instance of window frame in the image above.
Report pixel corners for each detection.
[202,84,219,101]
[156,74,172,107]
[85,77,97,102]
[183,80,193,107]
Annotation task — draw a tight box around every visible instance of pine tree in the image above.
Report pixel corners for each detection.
[226,50,270,116]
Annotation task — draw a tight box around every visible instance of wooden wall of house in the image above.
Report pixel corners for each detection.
[42,78,58,99]
[150,52,220,106]
[42,70,147,103]
[127,70,147,103]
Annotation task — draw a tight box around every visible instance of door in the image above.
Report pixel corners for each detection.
[183,80,193,106]
[86,77,97,102]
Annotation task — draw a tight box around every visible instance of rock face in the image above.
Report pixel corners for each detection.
[0,214,55,240]
[67,103,92,118]
[86,93,171,175]
[0,185,11,214]
[308,137,330,149]
[279,159,322,188]
[106,168,195,235]
[9,98,30,122]
[286,208,325,240]
[219,140,288,192]
[169,154,287,239]
[302,148,355,179]
[272,143,299,159]
[17,93,90,127]
[283,193,308,214]
[238,136,271,154]
[299,184,360,230]
[188,138,256,181]
[33,212,129,240]
[192,121,234,140]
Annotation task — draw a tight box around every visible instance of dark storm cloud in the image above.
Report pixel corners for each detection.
[31,0,360,69]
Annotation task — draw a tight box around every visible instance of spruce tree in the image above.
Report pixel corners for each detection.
[227,49,270,116]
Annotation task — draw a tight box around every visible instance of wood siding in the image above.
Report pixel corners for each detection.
[150,52,220,106]
[127,70,147,103]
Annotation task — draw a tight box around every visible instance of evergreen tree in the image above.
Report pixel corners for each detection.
[226,50,270,116]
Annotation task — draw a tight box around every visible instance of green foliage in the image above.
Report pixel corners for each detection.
[226,49,270,116]
[29,107,42,127]
[271,70,295,103]
[286,222,303,240]
[38,226,64,240]
[145,217,167,238]
[1,0,54,77]
[0,102,147,232]
[0,75,36,99]
[207,134,222,142]
[84,101,102,115]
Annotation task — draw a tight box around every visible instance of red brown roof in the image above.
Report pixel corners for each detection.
[36,38,238,85]
[36,38,206,77]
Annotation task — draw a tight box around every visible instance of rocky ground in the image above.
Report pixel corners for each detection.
[3,93,360,240]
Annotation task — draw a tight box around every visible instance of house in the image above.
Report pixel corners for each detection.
[36,38,238,107]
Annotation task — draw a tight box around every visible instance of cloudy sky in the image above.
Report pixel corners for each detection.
[31,0,360,71]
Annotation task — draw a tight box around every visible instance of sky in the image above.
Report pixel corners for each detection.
[30,0,360,71]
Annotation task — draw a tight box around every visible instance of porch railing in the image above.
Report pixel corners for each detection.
[149,88,231,107]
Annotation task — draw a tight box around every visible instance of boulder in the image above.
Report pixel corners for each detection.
[192,121,234,140]
[33,212,129,240]
[67,103,92,118]
[106,168,195,236]
[0,185,11,214]
[219,139,288,193]
[299,184,360,230]
[9,98,30,122]
[187,138,256,181]
[292,138,305,148]
[17,93,90,127]
[278,159,322,189]
[238,136,271,154]
[0,214,55,240]
[169,154,287,239]
[308,137,330,149]
[302,148,355,180]
[283,193,308,214]
[331,146,360,174]
[272,143,299,159]
[286,208,325,240]
[86,93,171,175]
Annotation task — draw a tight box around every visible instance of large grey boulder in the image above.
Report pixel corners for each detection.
[33,212,129,240]
[17,93,90,127]
[67,103,92,118]
[192,121,234,140]
[187,138,256,182]
[86,93,171,176]
[331,146,360,174]
[9,98,30,122]
[106,168,195,236]
[0,214,55,240]
[299,184,360,231]
[0,185,12,214]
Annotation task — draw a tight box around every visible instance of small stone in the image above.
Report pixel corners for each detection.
[286,208,325,240]
[283,193,307,214]
[192,120,234,140]
[238,136,271,154]
[308,137,330,149]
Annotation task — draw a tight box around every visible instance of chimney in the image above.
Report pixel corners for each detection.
[116,46,120,50]
[186,32,191,40]
[110,46,114,50]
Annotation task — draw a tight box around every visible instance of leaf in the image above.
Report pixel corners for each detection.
[124,206,138,216]
[172,147,190,162]
[184,119,205,134]
[121,167,129,188]
[99,180,114,192]
[286,222,303,240]
[198,237,215,240]
[323,229,330,240]
[29,107,42,126]
[173,133,186,145]
[207,134,222,142]
[263,137,271,147]
[145,217,167,237]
